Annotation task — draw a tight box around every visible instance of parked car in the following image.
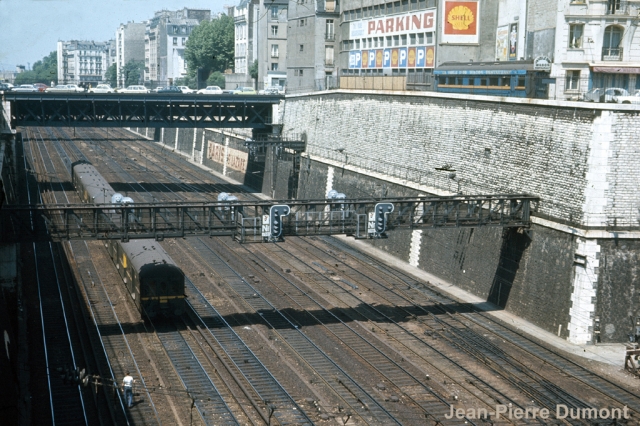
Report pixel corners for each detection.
[612,90,640,104]
[13,84,39,92]
[33,83,49,92]
[582,87,629,103]
[177,86,195,94]
[46,84,85,93]
[258,85,284,95]
[233,86,257,95]
[196,85,223,94]
[157,86,182,93]
[88,84,114,93]
[0,83,12,91]
[120,85,149,94]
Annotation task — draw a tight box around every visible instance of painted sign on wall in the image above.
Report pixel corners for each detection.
[349,46,435,69]
[496,26,509,61]
[349,9,436,38]
[207,141,248,173]
[442,0,479,44]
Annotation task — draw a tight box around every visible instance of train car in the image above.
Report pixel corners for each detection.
[72,161,185,319]
[434,60,549,99]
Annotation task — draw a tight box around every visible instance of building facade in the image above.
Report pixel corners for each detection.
[57,40,110,86]
[258,0,289,90]
[552,0,640,100]
[144,8,211,86]
[116,22,146,88]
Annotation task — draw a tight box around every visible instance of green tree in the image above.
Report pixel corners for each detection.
[120,60,144,87]
[206,71,225,87]
[106,63,117,87]
[248,60,258,81]
[184,14,234,84]
[15,51,58,85]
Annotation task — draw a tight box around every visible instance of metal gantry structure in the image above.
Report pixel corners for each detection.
[4,93,282,129]
[0,194,539,243]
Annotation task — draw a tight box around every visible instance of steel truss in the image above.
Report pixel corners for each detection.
[5,93,281,128]
[0,195,538,243]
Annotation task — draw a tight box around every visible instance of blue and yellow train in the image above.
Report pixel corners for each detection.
[434,60,549,98]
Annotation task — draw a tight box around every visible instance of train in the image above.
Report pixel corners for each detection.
[433,60,550,98]
[72,161,185,319]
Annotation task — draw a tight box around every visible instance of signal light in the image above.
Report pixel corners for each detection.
[373,203,394,236]
[269,205,290,240]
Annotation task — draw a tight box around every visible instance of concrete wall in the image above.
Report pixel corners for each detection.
[280,91,640,343]
[128,90,640,344]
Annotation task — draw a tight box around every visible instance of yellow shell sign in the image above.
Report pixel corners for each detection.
[447,5,474,31]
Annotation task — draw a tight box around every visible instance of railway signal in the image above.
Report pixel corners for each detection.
[263,205,290,241]
[369,203,394,238]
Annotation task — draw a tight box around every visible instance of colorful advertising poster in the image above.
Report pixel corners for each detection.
[408,47,417,67]
[496,26,509,61]
[442,0,479,44]
[375,49,384,68]
[350,47,434,69]
[508,22,518,60]
[349,9,436,39]
[348,51,362,69]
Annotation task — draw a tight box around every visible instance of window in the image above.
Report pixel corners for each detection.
[271,44,279,57]
[300,44,304,52]
[271,25,278,36]
[607,0,620,14]
[565,70,580,91]
[569,24,583,48]
[603,25,623,58]
[173,37,177,45]
[300,19,306,26]
[325,46,334,65]
[326,19,334,40]
[294,69,298,76]
[271,63,278,71]
[300,69,304,76]
[182,38,186,45]
[271,7,278,18]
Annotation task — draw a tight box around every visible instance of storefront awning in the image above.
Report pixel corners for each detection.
[591,66,640,74]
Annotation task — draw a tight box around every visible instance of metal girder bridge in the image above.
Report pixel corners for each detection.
[4,93,282,129]
[0,194,538,243]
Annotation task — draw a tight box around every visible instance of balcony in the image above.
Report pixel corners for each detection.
[602,47,623,61]
[325,33,335,41]
[324,59,335,67]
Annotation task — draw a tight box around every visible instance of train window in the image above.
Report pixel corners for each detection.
[479,78,488,86]
[438,76,447,85]
[517,76,526,88]
[503,76,510,87]
[489,77,499,86]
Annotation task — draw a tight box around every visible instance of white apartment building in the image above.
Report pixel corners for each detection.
[116,22,146,87]
[57,40,109,86]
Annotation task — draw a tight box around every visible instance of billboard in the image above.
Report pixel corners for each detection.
[207,141,248,173]
[442,0,479,44]
[496,26,509,61]
[349,9,436,39]
[349,46,435,69]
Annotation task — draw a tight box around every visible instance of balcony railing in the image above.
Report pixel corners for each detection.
[325,59,334,66]
[325,33,335,41]
[602,47,623,61]
[271,53,279,58]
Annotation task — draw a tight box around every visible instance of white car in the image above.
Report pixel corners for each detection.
[89,84,114,93]
[196,85,223,94]
[258,85,285,95]
[613,90,640,104]
[47,84,86,93]
[13,84,39,92]
[120,85,149,94]
[178,86,195,94]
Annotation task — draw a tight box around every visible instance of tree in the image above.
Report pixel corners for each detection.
[106,63,117,87]
[249,60,258,81]
[120,60,144,87]
[14,51,57,85]
[206,71,225,87]
[184,14,234,84]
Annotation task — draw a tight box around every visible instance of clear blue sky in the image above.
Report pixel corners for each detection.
[0,0,229,70]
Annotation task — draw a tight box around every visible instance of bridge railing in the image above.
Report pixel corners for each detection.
[0,195,538,243]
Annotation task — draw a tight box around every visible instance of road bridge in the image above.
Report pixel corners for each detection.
[0,194,538,243]
[3,93,281,129]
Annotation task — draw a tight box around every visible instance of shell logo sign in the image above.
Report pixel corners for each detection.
[442,0,479,44]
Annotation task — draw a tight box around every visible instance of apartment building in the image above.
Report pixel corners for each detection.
[145,8,211,85]
[116,22,146,87]
[57,40,110,85]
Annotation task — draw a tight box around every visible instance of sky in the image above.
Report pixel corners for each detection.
[0,0,229,70]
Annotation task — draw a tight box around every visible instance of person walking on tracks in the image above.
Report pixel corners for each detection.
[122,372,135,408]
